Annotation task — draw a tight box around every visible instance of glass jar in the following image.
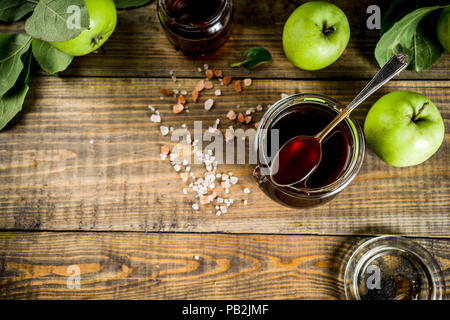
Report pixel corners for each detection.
[253,93,365,209]
[157,0,233,54]
[344,236,445,300]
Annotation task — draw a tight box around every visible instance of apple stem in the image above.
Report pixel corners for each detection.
[322,24,336,35]
[93,35,103,47]
[413,102,428,122]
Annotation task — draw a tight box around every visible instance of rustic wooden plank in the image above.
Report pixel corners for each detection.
[0,77,448,236]
[1,0,449,79]
[0,231,447,299]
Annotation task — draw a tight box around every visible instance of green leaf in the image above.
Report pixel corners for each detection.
[32,39,73,75]
[0,0,37,22]
[0,33,32,96]
[114,0,153,9]
[375,6,448,72]
[230,47,272,70]
[380,0,449,35]
[0,48,32,131]
[25,0,90,42]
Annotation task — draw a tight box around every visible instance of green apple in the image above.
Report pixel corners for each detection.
[282,1,350,71]
[437,7,450,52]
[50,0,117,56]
[364,91,445,167]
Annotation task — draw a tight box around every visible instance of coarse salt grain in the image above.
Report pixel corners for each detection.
[225,130,234,141]
[256,104,263,111]
[214,89,222,96]
[223,76,232,85]
[178,95,186,104]
[200,195,211,204]
[161,145,170,155]
[227,110,236,121]
[234,80,242,93]
[243,188,251,194]
[195,80,205,92]
[160,126,169,136]
[204,99,214,111]
[192,203,199,211]
[205,69,214,79]
[180,172,189,182]
[204,80,213,89]
[243,78,252,87]
[150,114,161,122]
[173,103,184,114]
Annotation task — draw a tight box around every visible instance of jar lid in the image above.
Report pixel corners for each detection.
[344,236,445,300]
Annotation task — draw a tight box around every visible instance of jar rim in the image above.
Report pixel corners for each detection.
[254,93,365,198]
[157,0,230,29]
[343,236,445,300]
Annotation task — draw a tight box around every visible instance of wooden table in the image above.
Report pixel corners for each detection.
[0,1,448,299]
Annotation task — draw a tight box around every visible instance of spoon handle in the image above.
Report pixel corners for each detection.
[315,53,409,143]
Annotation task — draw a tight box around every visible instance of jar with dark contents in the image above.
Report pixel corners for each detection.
[157,0,233,54]
[253,93,365,209]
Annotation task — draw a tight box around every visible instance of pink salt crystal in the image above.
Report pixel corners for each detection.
[225,130,234,141]
[221,180,231,189]
[200,195,211,205]
[179,172,189,182]
[226,110,236,121]
[161,145,170,155]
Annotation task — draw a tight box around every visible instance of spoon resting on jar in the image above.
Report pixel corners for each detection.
[270,53,409,187]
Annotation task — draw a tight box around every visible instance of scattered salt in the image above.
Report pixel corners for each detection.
[150,114,161,123]
[204,99,214,111]
[160,126,169,136]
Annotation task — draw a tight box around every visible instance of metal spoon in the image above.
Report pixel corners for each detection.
[270,53,409,187]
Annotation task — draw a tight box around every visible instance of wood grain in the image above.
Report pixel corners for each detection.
[0,0,449,80]
[0,77,448,236]
[0,232,447,299]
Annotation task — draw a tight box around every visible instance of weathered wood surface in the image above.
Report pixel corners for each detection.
[0,0,449,80]
[0,232,448,299]
[0,78,448,236]
[0,0,448,300]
